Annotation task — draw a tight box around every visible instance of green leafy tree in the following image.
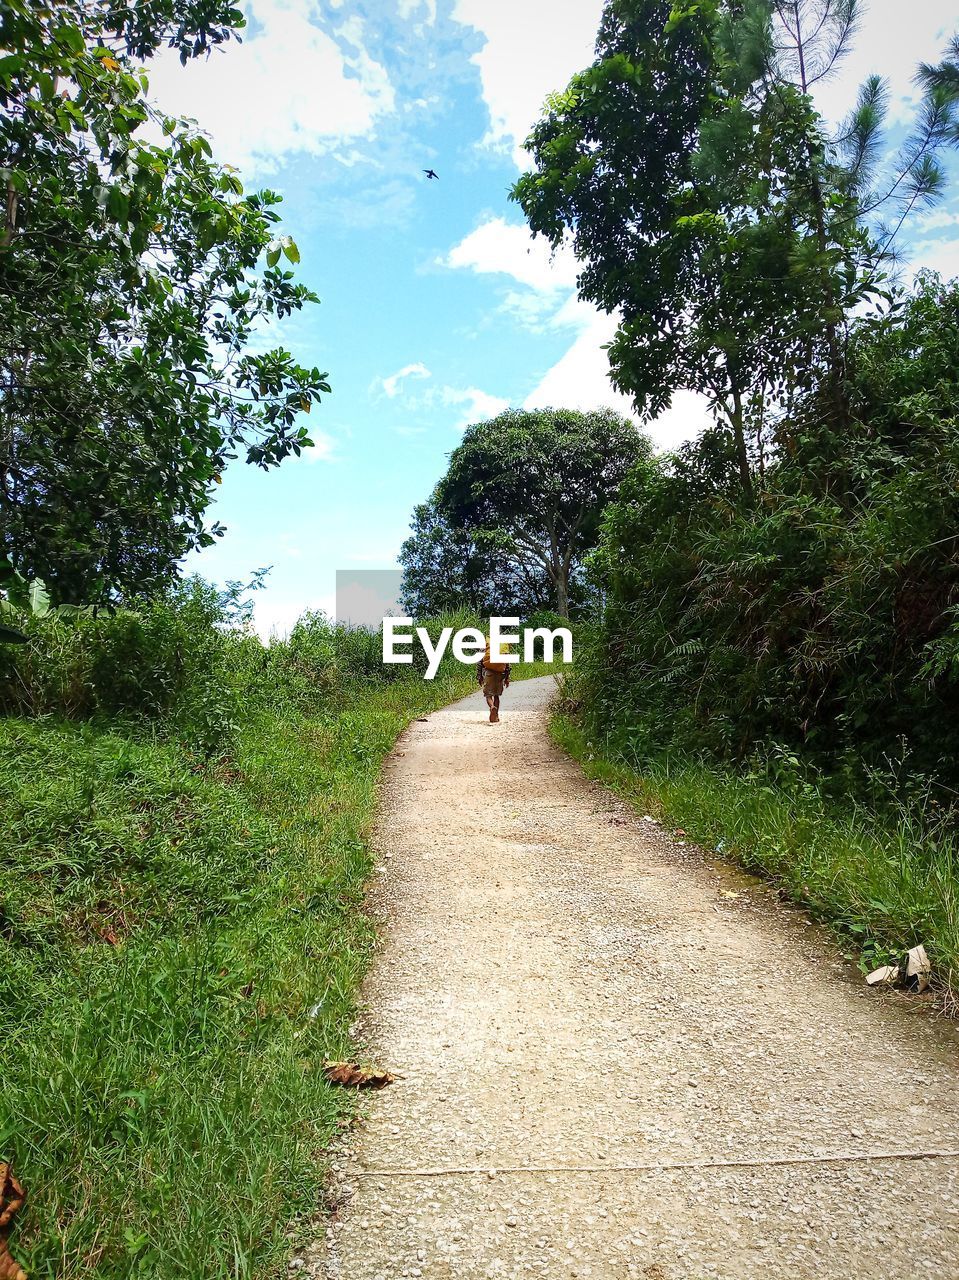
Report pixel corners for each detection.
[0,0,329,603]
[513,0,955,496]
[433,408,649,619]
[579,273,959,788]
[399,494,552,618]
[400,498,475,617]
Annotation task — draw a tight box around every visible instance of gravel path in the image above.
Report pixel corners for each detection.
[314,676,959,1279]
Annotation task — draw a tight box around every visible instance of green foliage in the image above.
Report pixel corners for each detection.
[0,582,479,1278]
[0,0,329,604]
[0,578,249,753]
[513,2,959,805]
[0,579,490,752]
[513,0,956,496]
[574,275,959,795]
[427,407,649,618]
[400,495,554,618]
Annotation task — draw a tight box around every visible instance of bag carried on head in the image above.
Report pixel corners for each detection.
[483,642,510,674]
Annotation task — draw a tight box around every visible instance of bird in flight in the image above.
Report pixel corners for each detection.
[423,168,439,180]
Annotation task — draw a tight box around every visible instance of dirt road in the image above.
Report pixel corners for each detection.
[316,676,959,1279]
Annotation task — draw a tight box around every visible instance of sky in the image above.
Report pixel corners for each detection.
[145,0,959,635]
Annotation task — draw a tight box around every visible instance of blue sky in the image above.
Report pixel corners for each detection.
[146,0,959,635]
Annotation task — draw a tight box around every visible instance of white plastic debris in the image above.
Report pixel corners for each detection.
[865,965,899,987]
[905,943,932,993]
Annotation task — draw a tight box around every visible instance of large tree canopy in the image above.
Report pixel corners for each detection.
[0,0,328,603]
[513,0,955,497]
[429,407,650,618]
[399,494,554,619]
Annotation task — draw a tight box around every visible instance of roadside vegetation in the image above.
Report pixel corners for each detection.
[508,1,959,994]
[5,0,959,1270]
[0,10,568,1269]
[547,274,959,991]
[0,586,503,1278]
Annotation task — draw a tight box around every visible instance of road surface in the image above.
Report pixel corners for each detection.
[313,676,959,1279]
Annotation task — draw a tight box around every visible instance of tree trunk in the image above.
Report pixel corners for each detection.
[729,383,753,500]
[793,1,846,426]
[554,569,569,619]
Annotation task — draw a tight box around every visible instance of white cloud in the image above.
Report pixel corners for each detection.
[446,218,705,448]
[902,199,959,280]
[908,236,959,283]
[453,0,604,167]
[443,216,578,291]
[547,290,597,330]
[442,217,600,342]
[280,427,335,468]
[646,391,712,453]
[300,430,337,462]
[375,375,508,430]
[146,0,395,174]
[377,362,432,398]
[523,311,630,415]
[497,283,596,333]
[440,385,510,428]
[812,0,954,128]
[498,288,558,330]
[252,592,335,640]
[915,209,959,234]
[522,311,709,452]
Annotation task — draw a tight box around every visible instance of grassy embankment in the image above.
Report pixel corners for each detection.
[552,711,959,996]
[1,593,547,1279]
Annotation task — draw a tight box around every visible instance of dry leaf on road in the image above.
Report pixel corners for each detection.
[865,965,899,986]
[323,1060,395,1089]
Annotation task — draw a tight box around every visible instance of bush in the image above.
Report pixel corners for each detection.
[0,579,248,753]
[579,275,959,803]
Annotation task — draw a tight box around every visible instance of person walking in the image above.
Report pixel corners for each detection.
[477,640,510,723]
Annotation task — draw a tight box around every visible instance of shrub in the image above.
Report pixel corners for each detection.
[580,275,959,803]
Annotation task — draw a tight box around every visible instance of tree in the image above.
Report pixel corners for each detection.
[399,494,552,618]
[433,408,650,619]
[512,0,956,497]
[579,273,959,786]
[400,498,477,616]
[0,0,329,603]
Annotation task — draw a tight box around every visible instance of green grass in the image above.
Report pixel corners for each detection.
[552,713,959,992]
[1,666,477,1279]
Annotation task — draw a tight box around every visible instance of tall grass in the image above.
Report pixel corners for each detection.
[0,587,485,1278]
